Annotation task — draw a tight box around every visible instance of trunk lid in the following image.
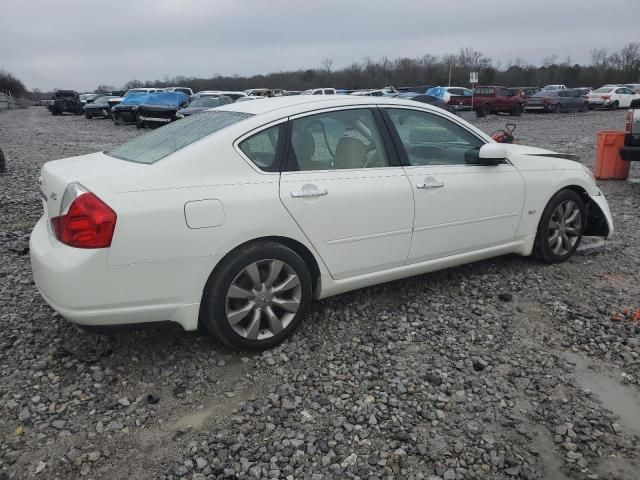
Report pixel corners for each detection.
[39,151,145,221]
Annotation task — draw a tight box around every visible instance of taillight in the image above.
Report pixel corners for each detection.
[51,184,116,248]
[626,110,634,133]
[601,95,610,100]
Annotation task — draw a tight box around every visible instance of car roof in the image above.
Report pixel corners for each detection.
[216,94,448,116]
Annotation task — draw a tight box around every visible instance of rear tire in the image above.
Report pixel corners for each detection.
[581,102,589,112]
[533,189,585,264]
[201,242,312,350]
[611,101,619,110]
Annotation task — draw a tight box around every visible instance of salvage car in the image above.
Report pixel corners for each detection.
[525,90,589,113]
[136,91,190,128]
[620,98,640,162]
[451,86,523,117]
[111,92,150,125]
[48,90,84,115]
[30,96,613,350]
[587,86,640,110]
[194,90,247,101]
[84,96,121,119]
[176,95,233,117]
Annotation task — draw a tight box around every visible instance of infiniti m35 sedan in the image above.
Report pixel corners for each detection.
[31,96,613,350]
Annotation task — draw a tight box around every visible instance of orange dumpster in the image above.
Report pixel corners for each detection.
[594,131,630,180]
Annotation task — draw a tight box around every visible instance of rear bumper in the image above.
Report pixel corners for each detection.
[29,216,203,331]
[620,145,640,162]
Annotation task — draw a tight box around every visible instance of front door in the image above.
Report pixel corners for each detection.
[279,107,414,280]
[382,107,525,262]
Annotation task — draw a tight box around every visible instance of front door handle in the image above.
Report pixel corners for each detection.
[417,181,444,189]
[291,188,328,198]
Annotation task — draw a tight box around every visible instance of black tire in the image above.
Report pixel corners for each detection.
[551,103,561,113]
[201,242,312,350]
[611,101,619,110]
[113,114,121,126]
[136,121,145,129]
[85,113,91,119]
[581,102,589,112]
[532,189,586,264]
[510,104,522,116]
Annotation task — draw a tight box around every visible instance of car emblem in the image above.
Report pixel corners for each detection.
[50,192,58,201]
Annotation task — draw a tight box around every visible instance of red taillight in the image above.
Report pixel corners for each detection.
[626,110,634,133]
[601,95,610,100]
[51,193,117,248]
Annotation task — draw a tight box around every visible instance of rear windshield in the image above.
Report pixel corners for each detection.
[106,110,252,164]
[593,87,614,93]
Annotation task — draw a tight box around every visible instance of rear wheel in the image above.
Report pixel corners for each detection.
[533,189,585,263]
[581,102,589,112]
[611,101,619,110]
[201,242,312,350]
[85,113,91,119]
[551,103,561,113]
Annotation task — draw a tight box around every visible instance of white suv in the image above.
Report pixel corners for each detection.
[300,88,337,95]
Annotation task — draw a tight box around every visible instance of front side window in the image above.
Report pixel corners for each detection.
[286,109,389,171]
[107,110,251,164]
[239,124,282,171]
[386,108,484,166]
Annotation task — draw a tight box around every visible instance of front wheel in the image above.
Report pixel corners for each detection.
[533,190,585,264]
[201,242,312,350]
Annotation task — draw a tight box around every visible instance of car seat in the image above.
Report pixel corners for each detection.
[334,137,367,169]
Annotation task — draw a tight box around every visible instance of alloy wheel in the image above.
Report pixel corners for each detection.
[225,259,301,340]
[547,200,582,255]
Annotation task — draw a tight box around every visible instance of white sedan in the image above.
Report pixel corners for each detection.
[587,86,640,109]
[30,96,614,350]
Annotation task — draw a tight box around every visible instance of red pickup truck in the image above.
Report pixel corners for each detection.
[448,86,524,117]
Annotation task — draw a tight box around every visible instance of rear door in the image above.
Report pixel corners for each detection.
[382,107,525,262]
[279,107,414,280]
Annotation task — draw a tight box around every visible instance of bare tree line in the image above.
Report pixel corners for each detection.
[118,44,640,93]
[2,43,639,99]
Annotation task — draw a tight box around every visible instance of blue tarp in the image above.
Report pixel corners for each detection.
[119,92,152,106]
[425,86,445,98]
[142,91,189,108]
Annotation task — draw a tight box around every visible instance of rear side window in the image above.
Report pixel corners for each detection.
[107,110,251,164]
[239,124,283,172]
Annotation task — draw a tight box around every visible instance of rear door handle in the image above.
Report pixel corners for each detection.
[291,188,328,198]
[417,181,444,189]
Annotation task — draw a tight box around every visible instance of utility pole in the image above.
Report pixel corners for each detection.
[448,61,452,87]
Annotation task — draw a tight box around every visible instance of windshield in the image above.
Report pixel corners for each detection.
[593,87,614,93]
[533,91,558,97]
[91,96,110,105]
[106,110,252,164]
[189,97,224,108]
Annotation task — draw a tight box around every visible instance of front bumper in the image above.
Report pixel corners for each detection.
[589,191,615,239]
[138,115,172,123]
[29,216,202,330]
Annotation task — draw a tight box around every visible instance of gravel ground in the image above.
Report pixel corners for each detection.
[1,107,640,480]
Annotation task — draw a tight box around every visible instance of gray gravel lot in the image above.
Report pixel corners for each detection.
[1,107,640,480]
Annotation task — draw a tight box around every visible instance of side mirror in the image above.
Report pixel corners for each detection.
[467,143,508,165]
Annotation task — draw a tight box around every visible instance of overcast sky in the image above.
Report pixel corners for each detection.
[1,0,638,92]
